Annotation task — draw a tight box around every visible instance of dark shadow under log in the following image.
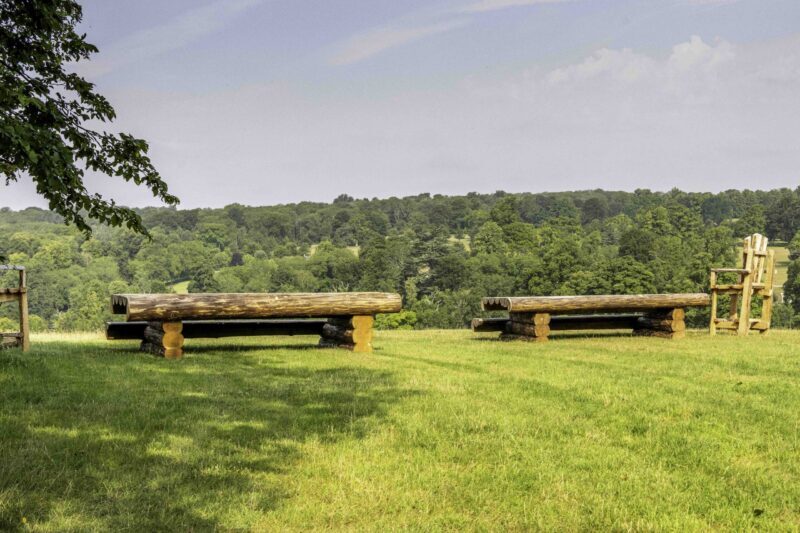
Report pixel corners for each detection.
[107,319,328,340]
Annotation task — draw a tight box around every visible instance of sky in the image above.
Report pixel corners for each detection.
[3,0,800,209]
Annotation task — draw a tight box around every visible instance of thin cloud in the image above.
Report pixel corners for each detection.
[683,0,740,4]
[77,0,266,78]
[327,0,575,67]
[460,0,573,14]
[328,19,469,66]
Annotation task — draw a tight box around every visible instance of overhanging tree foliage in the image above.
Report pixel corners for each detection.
[0,0,178,235]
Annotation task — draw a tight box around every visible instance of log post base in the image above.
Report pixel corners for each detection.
[500,312,551,342]
[633,308,686,339]
[319,315,374,353]
[140,321,185,359]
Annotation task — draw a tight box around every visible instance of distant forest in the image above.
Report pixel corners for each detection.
[3,187,800,332]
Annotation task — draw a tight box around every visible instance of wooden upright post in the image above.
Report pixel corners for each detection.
[1,265,29,352]
[737,241,756,336]
[18,268,29,352]
[759,249,775,334]
[709,270,718,336]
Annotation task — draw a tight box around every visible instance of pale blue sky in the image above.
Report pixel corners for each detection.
[4,0,800,208]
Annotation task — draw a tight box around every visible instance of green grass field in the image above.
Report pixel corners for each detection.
[773,246,791,299]
[171,280,191,294]
[2,330,800,530]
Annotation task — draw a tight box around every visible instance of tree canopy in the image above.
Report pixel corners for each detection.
[4,187,800,331]
[0,0,177,235]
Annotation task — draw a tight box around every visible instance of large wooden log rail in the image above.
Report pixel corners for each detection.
[475,293,710,342]
[109,292,402,358]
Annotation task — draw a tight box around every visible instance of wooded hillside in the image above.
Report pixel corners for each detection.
[3,187,800,331]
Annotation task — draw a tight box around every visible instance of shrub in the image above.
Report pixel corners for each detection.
[772,303,796,329]
[0,317,17,332]
[375,310,418,330]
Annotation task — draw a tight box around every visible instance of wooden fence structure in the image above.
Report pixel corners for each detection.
[709,233,775,335]
[476,293,710,342]
[108,292,402,358]
[0,265,29,352]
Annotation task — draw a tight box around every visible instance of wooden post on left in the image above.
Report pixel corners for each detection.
[18,268,29,352]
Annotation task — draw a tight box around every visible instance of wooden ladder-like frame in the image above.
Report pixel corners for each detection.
[709,234,774,336]
[0,265,30,351]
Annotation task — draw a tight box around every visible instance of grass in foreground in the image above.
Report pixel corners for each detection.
[1,330,799,530]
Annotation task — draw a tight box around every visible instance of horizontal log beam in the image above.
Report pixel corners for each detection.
[472,314,646,332]
[0,288,25,294]
[106,319,328,340]
[471,317,508,332]
[549,314,642,331]
[111,292,402,321]
[482,294,709,313]
[1,335,23,349]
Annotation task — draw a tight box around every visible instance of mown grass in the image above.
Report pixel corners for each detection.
[773,246,790,298]
[170,280,191,294]
[1,330,799,530]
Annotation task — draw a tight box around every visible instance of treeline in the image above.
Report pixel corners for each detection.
[2,187,800,332]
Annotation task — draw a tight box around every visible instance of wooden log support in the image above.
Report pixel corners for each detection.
[319,315,374,353]
[508,312,552,325]
[500,312,551,342]
[632,308,686,339]
[648,308,684,320]
[505,321,551,337]
[473,299,699,342]
[140,321,184,359]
